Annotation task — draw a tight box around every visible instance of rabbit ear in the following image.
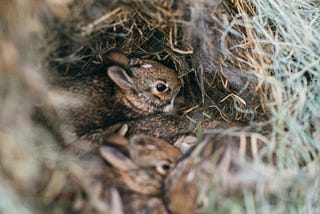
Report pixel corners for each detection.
[99,146,137,171]
[104,134,129,147]
[174,135,197,154]
[118,124,128,136]
[107,66,134,91]
[109,187,124,214]
[105,52,129,68]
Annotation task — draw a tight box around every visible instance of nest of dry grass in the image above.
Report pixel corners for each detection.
[1,0,319,213]
[43,0,264,122]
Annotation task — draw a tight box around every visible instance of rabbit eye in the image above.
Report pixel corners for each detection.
[156,83,167,92]
[156,160,172,175]
[161,164,171,171]
[151,81,169,97]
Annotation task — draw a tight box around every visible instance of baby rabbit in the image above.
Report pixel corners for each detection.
[99,134,182,195]
[104,114,198,154]
[50,53,181,136]
[164,128,266,214]
[108,115,193,143]
[54,127,181,214]
[98,134,181,213]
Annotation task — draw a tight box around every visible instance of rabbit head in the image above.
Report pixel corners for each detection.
[100,134,182,195]
[107,56,181,114]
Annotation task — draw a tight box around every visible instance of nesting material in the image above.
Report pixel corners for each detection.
[0,0,319,213]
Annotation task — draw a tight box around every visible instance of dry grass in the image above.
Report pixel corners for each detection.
[0,0,319,213]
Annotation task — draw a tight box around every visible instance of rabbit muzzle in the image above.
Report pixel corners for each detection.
[163,98,175,113]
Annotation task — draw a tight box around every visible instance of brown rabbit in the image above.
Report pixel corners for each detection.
[65,113,197,155]
[98,134,181,213]
[49,53,181,136]
[107,115,194,143]
[99,134,182,195]
[163,128,266,214]
[50,129,181,213]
